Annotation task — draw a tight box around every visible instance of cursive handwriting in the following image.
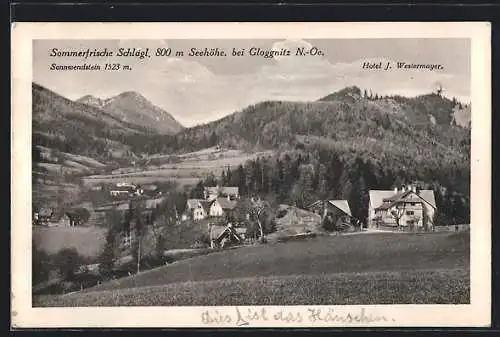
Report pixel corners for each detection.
[201,307,395,326]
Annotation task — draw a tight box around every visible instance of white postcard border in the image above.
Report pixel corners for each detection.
[11,22,491,328]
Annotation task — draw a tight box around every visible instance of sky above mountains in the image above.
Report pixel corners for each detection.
[34,38,470,127]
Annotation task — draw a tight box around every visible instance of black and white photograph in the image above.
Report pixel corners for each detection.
[11,22,491,328]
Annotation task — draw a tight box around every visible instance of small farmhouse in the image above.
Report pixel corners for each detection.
[110,182,141,198]
[58,213,71,227]
[307,200,354,231]
[209,197,238,217]
[184,199,208,221]
[209,223,247,248]
[368,185,437,231]
[34,207,54,225]
[204,185,240,201]
[65,210,83,227]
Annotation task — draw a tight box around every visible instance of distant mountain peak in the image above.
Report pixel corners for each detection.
[77,90,184,134]
[77,94,106,108]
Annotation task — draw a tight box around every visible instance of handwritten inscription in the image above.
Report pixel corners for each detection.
[201,307,395,326]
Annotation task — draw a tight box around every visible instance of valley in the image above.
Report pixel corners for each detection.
[31,82,471,304]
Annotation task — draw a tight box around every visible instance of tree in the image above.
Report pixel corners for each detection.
[390,206,405,230]
[209,131,218,147]
[53,248,83,281]
[98,208,123,277]
[190,181,205,199]
[248,198,277,241]
[32,242,52,284]
[154,234,166,264]
[130,201,146,274]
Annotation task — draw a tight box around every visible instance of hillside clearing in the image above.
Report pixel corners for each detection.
[82,148,273,187]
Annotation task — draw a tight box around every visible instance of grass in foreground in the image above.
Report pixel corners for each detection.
[80,231,469,292]
[33,268,469,306]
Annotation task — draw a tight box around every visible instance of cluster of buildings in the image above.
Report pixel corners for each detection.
[33,207,87,227]
[306,184,438,231]
[34,179,459,236]
[181,183,439,232]
[182,185,241,221]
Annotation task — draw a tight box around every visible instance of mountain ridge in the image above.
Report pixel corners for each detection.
[76,91,184,135]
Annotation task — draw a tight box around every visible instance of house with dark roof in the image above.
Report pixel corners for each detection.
[33,208,54,225]
[368,185,437,231]
[209,223,247,248]
[204,185,239,201]
[307,200,355,231]
[184,199,208,221]
[209,197,238,217]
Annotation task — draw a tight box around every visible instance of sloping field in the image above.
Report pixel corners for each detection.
[34,231,469,306]
[34,268,468,306]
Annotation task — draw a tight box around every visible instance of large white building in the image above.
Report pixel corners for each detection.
[368,185,437,230]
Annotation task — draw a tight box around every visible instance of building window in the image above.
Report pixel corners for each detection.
[406,210,414,215]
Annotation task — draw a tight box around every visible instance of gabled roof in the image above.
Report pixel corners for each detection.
[215,197,238,210]
[204,186,219,194]
[215,226,243,242]
[328,200,352,216]
[371,189,437,211]
[204,186,239,196]
[383,190,413,202]
[220,187,239,195]
[186,199,203,209]
[199,200,213,214]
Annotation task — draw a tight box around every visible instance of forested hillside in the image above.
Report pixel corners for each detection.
[32,83,150,160]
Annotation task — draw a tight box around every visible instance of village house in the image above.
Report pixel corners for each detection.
[184,199,208,221]
[368,185,437,231]
[208,223,248,248]
[33,207,54,226]
[109,182,142,198]
[64,210,83,227]
[208,197,238,218]
[307,200,355,231]
[204,185,240,202]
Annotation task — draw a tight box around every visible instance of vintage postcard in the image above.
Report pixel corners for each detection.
[11,22,491,328]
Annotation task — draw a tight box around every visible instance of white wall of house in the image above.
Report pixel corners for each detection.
[371,201,435,229]
[192,206,207,220]
[209,201,224,217]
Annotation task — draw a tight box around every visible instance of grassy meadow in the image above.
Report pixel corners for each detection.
[81,147,272,187]
[33,231,470,306]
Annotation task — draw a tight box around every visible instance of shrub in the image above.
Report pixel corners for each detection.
[52,248,86,281]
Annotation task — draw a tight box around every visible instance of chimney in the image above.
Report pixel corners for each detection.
[393,187,398,194]
[412,185,416,193]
